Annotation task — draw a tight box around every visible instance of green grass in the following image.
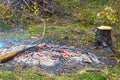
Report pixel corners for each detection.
[26,23,94,46]
[0,69,44,80]
[0,64,119,80]
[55,73,105,80]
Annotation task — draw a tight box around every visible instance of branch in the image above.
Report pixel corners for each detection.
[23,0,30,9]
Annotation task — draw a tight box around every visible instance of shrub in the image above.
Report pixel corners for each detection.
[0,4,29,29]
[97,5,118,25]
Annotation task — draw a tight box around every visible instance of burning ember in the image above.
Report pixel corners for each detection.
[0,42,105,74]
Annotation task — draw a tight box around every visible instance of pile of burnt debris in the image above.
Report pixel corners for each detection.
[0,41,106,74]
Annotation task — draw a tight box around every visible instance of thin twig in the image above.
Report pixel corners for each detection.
[33,18,47,46]
[41,18,47,40]
[23,0,30,9]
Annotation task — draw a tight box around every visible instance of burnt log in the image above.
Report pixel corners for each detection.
[0,46,38,63]
[0,48,24,63]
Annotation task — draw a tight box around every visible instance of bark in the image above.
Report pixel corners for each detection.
[0,46,38,63]
[0,48,24,63]
[95,26,113,48]
[95,26,120,58]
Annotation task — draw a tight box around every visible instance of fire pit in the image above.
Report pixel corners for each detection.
[0,41,106,74]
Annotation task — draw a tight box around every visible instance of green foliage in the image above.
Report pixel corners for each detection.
[106,64,120,80]
[79,8,97,25]
[60,0,80,8]
[97,5,118,24]
[118,48,120,53]
[0,4,26,29]
[32,4,39,16]
[0,4,12,28]
[0,0,120,30]
[0,3,40,29]
[59,0,120,26]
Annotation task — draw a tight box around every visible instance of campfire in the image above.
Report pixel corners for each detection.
[0,41,105,74]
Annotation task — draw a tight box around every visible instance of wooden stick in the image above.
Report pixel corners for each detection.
[0,47,26,63]
[0,45,39,63]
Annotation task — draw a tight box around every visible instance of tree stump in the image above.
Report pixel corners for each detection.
[95,26,120,59]
[95,26,113,48]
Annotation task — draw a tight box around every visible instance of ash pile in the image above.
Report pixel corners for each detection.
[0,42,105,74]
